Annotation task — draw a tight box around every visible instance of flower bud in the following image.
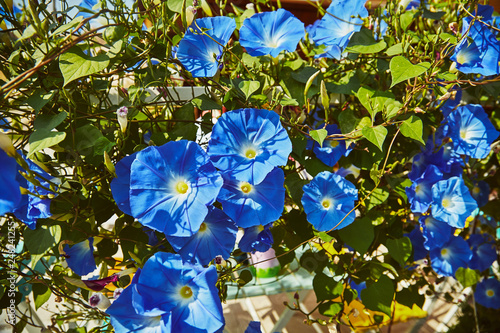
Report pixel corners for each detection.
[0,132,16,157]
[89,293,111,310]
[104,151,115,175]
[214,255,226,267]
[116,106,128,133]
[186,6,197,27]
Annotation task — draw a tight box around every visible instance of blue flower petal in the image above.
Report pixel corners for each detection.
[177,17,236,77]
[218,168,285,228]
[430,236,471,276]
[132,252,225,332]
[127,140,222,237]
[431,176,478,228]
[302,171,358,231]
[239,223,274,253]
[208,108,292,184]
[106,284,172,332]
[475,278,500,309]
[0,149,21,216]
[419,215,453,250]
[445,104,499,159]
[467,234,497,272]
[64,238,97,276]
[167,206,238,265]
[110,152,138,216]
[239,9,305,57]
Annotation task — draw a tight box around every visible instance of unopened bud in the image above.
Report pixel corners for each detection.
[214,255,226,266]
[89,293,111,310]
[186,6,197,26]
[449,22,459,34]
[0,132,16,157]
[294,292,299,300]
[450,62,458,73]
[104,151,115,175]
[116,106,128,133]
[438,92,451,101]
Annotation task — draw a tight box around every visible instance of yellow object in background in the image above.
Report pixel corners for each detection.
[339,298,427,331]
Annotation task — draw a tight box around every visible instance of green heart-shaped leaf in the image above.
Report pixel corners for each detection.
[390,56,430,88]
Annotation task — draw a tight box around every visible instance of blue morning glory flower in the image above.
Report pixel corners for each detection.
[217,168,285,228]
[444,104,500,159]
[467,234,497,272]
[308,0,368,60]
[106,269,172,332]
[419,215,453,250]
[167,206,238,265]
[440,89,462,118]
[245,321,263,333]
[406,165,443,214]
[122,140,223,237]
[239,9,305,57]
[177,17,236,77]
[76,0,97,18]
[208,108,292,185]
[131,252,225,332]
[408,138,463,182]
[110,152,138,216]
[63,238,97,276]
[308,124,351,167]
[301,171,358,231]
[239,223,274,254]
[0,149,21,216]
[430,236,472,276]
[407,227,428,261]
[13,154,58,229]
[431,176,478,228]
[475,278,500,309]
[471,180,490,208]
[451,18,500,76]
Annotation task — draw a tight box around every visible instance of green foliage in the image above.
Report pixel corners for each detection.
[389,56,431,88]
[361,275,395,317]
[1,0,499,331]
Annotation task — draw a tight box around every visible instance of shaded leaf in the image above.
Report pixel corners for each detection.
[361,275,394,316]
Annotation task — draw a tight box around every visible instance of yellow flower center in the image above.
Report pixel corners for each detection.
[257,225,265,232]
[176,181,189,194]
[441,248,448,257]
[329,140,339,148]
[245,148,257,159]
[322,199,331,209]
[179,285,193,299]
[460,129,468,140]
[442,198,451,208]
[456,52,468,65]
[199,222,207,232]
[486,289,495,297]
[473,186,480,195]
[240,182,252,194]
